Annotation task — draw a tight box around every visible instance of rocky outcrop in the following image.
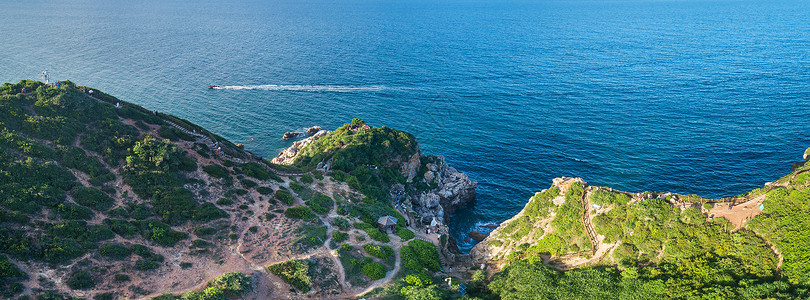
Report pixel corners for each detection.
[400,149,421,182]
[306,126,321,135]
[805,147,810,161]
[282,131,303,140]
[410,155,477,223]
[271,130,330,165]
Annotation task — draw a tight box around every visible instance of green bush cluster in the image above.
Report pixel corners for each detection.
[354,222,390,243]
[285,206,315,220]
[396,227,415,241]
[157,272,252,300]
[291,120,414,202]
[401,240,440,272]
[157,126,193,141]
[66,270,95,290]
[300,174,314,184]
[590,188,631,206]
[489,254,805,300]
[332,217,351,230]
[275,188,294,205]
[549,182,591,252]
[361,262,386,280]
[71,187,114,211]
[363,244,394,260]
[306,192,333,215]
[268,259,312,292]
[202,164,229,179]
[332,231,349,243]
[294,224,327,250]
[256,186,273,195]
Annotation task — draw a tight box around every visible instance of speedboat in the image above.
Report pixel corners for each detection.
[208,85,220,89]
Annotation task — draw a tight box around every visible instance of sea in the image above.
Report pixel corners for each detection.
[2,0,809,252]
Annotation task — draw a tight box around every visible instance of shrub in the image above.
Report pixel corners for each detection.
[285,206,315,220]
[405,271,432,286]
[363,244,394,260]
[333,217,351,230]
[396,227,415,241]
[240,162,272,181]
[55,203,94,220]
[355,222,390,243]
[203,164,229,179]
[66,270,95,290]
[256,186,273,195]
[71,187,114,211]
[194,227,217,236]
[267,259,311,292]
[401,240,440,272]
[114,274,130,282]
[332,231,348,243]
[306,193,333,215]
[98,243,131,259]
[361,262,386,280]
[215,198,233,205]
[275,188,294,205]
[207,272,252,297]
[300,174,314,184]
[241,179,257,188]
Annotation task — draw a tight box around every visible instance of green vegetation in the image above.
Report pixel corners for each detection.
[332,231,348,243]
[401,240,440,273]
[590,188,631,206]
[361,262,386,280]
[363,244,394,261]
[71,187,115,211]
[294,224,327,250]
[291,119,415,202]
[157,272,252,299]
[268,259,312,292]
[396,227,416,241]
[275,188,294,205]
[489,255,805,300]
[354,222,390,243]
[306,192,333,215]
[285,206,315,220]
[300,174,314,184]
[332,217,351,231]
[525,185,559,218]
[750,178,810,284]
[0,255,26,297]
[202,164,229,179]
[66,270,95,290]
[550,182,591,252]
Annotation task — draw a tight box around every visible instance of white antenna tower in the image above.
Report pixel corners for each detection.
[41,69,50,85]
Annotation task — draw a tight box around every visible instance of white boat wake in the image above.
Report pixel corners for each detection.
[212,84,388,93]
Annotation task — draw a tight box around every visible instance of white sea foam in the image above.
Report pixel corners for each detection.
[214,84,387,93]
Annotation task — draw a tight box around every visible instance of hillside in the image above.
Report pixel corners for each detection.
[0,80,471,300]
[2,79,809,300]
[471,153,810,299]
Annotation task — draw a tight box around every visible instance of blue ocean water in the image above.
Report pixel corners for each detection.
[2,0,809,252]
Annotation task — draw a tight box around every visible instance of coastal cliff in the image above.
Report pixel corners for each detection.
[271,123,477,225]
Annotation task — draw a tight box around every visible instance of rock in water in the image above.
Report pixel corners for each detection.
[282,132,302,140]
[306,126,321,135]
[469,230,488,241]
[482,223,499,229]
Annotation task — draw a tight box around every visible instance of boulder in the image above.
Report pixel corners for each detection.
[306,126,321,135]
[805,147,810,161]
[469,230,487,241]
[282,132,302,140]
[482,223,499,229]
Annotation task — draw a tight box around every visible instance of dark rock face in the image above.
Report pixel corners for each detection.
[469,230,488,241]
[410,155,477,223]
